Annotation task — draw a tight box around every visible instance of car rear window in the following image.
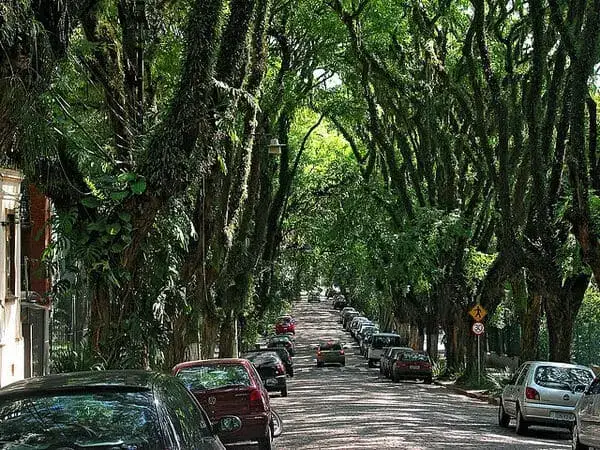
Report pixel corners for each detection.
[320,342,342,350]
[0,390,161,448]
[534,366,594,390]
[176,364,251,390]
[372,335,402,349]
[401,352,430,362]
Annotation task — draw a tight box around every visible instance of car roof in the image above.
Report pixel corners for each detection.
[373,333,401,337]
[0,370,159,399]
[173,358,250,371]
[523,361,594,370]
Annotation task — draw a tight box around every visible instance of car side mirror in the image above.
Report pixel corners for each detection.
[215,416,242,433]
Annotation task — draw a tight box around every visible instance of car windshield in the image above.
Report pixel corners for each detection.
[245,353,280,365]
[372,335,402,349]
[176,364,251,390]
[534,366,594,390]
[0,390,161,448]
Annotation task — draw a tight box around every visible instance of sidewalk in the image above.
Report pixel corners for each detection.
[434,379,499,405]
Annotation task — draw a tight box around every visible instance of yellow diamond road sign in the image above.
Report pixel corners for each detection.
[469,304,487,321]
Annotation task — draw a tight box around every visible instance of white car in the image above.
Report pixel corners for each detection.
[573,375,600,449]
[366,333,403,368]
[498,361,594,435]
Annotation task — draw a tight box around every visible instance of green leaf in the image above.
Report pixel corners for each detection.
[117,172,137,183]
[131,179,147,194]
[107,223,121,235]
[118,212,132,222]
[81,196,101,208]
[111,191,129,201]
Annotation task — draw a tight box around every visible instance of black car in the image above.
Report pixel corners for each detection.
[332,295,347,310]
[0,370,241,449]
[267,335,295,356]
[243,351,288,397]
[250,346,294,377]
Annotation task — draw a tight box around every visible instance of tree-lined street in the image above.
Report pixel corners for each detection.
[270,295,570,449]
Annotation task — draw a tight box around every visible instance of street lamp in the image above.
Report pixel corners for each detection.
[268,137,285,155]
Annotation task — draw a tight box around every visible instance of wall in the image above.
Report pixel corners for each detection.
[0,168,23,386]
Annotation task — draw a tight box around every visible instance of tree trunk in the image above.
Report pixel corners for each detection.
[519,293,542,363]
[218,309,237,358]
[544,274,590,362]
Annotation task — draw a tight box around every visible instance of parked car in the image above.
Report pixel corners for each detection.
[498,361,594,435]
[358,325,380,356]
[251,346,294,377]
[243,351,288,397]
[573,376,600,449]
[391,350,433,383]
[267,335,295,356]
[275,315,296,335]
[348,316,371,337]
[173,358,274,449]
[380,346,414,378]
[0,370,240,449]
[367,333,404,367]
[343,311,361,330]
[332,295,347,310]
[308,291,321,302]
[316,339,346,367]
[339,306,356,323]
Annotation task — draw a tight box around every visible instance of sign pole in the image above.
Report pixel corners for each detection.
[477,334,481,385]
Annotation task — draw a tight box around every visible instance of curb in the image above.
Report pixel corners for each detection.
[434,380,499,406]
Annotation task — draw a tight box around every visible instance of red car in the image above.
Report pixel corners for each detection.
[173,358,274,449]
[275,315,296,334]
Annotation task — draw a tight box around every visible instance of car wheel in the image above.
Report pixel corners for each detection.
[341,361,345,367]
[497,400,510,428]
[288,369,294,377]
[572,423,589,450]
[515,406,529,435]
[368,359,375,368]
[281,386,288,397]
[316,361,324,367]
[257,424,272,450]
[424,377,433,384]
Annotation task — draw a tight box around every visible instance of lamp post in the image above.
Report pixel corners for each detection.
[268,137,285,155]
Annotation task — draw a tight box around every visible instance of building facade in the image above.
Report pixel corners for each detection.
[0,168,24,386]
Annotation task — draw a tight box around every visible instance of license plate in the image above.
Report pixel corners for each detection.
[550,412,574,421]
[266,378,277,386]
[409,365,420,370]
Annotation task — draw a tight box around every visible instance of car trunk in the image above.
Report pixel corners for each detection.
[538,387,581,407]
[254,364,278,379]
[192,386,253,420]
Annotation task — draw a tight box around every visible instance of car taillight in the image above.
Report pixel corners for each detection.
[423,363,431,369]
[317,351,322,356]
[249,388,266,412]
[276,362,285,374]
[339,350,345,355]
[395,360,408,367]
[525,387,540,400]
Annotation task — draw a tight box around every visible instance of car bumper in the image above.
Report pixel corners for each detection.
[318,356,345,365]
[522,402,576,426]
[264,375,287,392]
[217,412,270,444]
[394,369,432,379]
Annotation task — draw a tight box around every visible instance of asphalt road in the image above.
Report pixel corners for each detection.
[267,295,571,449]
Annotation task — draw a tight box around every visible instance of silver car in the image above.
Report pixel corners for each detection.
[498,361,594,435]
[572,376,600,450]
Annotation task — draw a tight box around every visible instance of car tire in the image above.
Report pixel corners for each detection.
[288,369,294,377]
[424,377,433,384]
[515,406,529,435]
[316,361,324,367]
[341,361,346,367]
[281,386,288,397]
[257,424,272,450]
[572,423,589,450]
[392,371,399,383]
[497,401,510,428]
[368,359,375,368]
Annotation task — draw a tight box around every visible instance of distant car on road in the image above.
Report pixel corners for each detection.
[275,315,296,335]
[391,350,433,384]
[332,295,347,310]
[498,361,594,436]
[243,351,289,397]
[316,339,346,367]
[173,358,275,449]
[572,375,600,449]
[0,370,240,449]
